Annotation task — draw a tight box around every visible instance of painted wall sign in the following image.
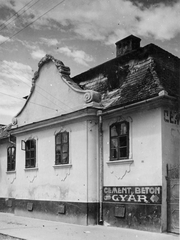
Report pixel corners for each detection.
[103,186,162,204]
[164,110,179,125]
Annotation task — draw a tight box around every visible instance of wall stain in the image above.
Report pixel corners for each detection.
[28,184,69,201]
[127,206,160,228]
[171,128,180,138]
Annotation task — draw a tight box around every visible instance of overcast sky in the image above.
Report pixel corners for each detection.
[0,0,180,124]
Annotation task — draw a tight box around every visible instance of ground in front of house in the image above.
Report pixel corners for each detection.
[0,213,178,240]
[0,233,23,240]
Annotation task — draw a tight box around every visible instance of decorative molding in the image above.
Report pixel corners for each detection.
[7,171,16,184]
[33,55,70,85]
[6,170,16,174]
[62,75,101,104]
[54,126,72,136]
[12,117,18,125]
[84,90,101,104]
[54,127,65,135]
[106,159,134,165]
[107,161,134,181]
[107,115,133,126]
[24,135,38,141]
[24,167,39,171]
[25,169,38,183]
[53,165,71,182]
[53,164,72,169]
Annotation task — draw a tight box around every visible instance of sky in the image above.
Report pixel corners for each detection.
[0,0,180,124]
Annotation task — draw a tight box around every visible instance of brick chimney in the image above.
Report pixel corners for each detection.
[115,35,141,57]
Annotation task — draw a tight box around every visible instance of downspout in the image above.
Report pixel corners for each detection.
[97,110,103,224]
[86,120,89,225]
[166,164,169,232]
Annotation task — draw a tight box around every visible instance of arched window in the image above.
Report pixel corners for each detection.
[110,121,129,160]
[55,131,69,165]
[7,146,16,171]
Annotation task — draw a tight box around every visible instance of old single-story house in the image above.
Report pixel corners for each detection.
[0,35,179,234]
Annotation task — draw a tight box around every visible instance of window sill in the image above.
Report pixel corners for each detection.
[53,164,72,169]
[24,167,38,171]
[6,170,16,174]
[107,159,134,165]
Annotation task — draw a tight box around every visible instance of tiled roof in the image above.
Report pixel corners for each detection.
[73,43,180,109]
[0,126,10,139]
[108,57,162,108]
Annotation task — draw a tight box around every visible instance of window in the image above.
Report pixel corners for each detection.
[110,121,129,160]
[7,146,16,171]
[55,131,69,165]
[25,139,36,168]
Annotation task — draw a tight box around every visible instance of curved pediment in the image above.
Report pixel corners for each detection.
[13,55,101,127]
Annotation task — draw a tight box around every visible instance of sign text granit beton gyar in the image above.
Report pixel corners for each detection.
[103,186,162,204]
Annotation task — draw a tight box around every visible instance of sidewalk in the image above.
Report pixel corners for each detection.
[0,213,178,240]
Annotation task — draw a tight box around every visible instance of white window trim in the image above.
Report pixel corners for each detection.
[54,127,72,166]
[24,167,39,171]
[108,116,133,162]
[53,164,72,169]
[6,170,16,174]
[23,135,38,169]
[7,145,16,172]
[107,159,134,165]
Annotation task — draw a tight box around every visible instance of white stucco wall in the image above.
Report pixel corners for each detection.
[86,119,99,202]
[0,60,100,205]
[0,106,171,209]
[162,107,180,166]
[161,107,180,231]
[103,107,162,186]
[0,118,99,203]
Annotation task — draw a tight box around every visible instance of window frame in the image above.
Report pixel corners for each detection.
[110,121,129,161]
[55,131,69,165]
[25,139,36,168]
[7,146,16,171]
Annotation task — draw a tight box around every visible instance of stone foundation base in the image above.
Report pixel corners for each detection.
[103,202,162,232]
[0,198,162,232]
[0,198,98,225]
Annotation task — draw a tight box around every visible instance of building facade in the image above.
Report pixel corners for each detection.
[0,35,179,233]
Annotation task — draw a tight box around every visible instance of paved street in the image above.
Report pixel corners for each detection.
[0,233,23,240]
[0,213,178,240]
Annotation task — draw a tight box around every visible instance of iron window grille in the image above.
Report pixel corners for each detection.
[7,146,16,171]
[110,121,129,160]
[55,131,69,165]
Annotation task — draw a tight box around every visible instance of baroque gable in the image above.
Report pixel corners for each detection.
[13,55,101,127]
